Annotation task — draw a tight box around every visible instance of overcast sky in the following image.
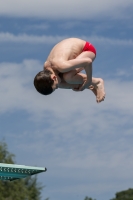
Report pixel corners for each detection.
[0,1,133,200]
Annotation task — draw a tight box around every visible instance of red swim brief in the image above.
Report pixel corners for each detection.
[82,42,96,55]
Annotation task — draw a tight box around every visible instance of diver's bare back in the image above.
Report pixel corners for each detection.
[46,38,86,65]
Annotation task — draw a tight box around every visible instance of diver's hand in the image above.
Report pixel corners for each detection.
[78,80,91,91]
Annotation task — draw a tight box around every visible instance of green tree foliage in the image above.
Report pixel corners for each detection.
[84,196,96,200]
[110,188,133,200]
[0,141,46,200]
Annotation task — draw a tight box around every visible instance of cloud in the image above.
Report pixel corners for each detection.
[0,32,65,44]
[116,67,133,77]
[0,32,133,47]
[0,0,133,20]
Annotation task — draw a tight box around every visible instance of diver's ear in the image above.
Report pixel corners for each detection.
[51,74,57,81]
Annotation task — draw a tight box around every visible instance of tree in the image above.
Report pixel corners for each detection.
[0,140,47,200]
[110,188,133,200]
[84,196,96,200]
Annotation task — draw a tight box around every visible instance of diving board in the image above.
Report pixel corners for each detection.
[0,163,47,181]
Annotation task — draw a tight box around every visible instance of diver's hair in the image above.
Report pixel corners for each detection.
[34,70,54,95]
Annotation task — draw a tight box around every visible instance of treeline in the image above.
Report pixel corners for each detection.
[84,188,133,200]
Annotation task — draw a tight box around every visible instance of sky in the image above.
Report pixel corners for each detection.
[0,0,133,200]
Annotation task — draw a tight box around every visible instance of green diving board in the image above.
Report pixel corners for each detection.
[0,163,47,181]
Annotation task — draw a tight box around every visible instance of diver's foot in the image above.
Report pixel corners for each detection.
[96,78,106,103]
